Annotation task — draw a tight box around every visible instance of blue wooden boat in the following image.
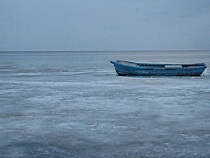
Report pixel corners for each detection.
[110,60,207,76]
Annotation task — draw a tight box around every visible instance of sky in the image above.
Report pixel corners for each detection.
[0,0,210,51]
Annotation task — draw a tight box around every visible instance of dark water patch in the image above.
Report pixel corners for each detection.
[0,142,71,158]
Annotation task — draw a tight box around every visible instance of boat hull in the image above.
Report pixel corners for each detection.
[110,61,207,76]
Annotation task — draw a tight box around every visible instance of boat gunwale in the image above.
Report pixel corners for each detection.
[111,60,207,69]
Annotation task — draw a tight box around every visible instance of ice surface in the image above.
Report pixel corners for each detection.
[0,51,210,157]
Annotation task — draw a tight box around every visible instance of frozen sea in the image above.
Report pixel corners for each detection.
[0,51,210,158]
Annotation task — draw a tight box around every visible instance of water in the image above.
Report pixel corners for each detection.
[0,51,210,158]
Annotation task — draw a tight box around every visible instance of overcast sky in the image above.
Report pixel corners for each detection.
[0,0,210,51]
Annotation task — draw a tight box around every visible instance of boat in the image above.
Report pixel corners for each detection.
[110,60,207,76]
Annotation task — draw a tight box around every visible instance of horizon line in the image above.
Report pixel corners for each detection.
[0,49,210,52]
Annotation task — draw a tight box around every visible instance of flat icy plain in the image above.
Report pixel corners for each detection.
[0,51,210,157]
